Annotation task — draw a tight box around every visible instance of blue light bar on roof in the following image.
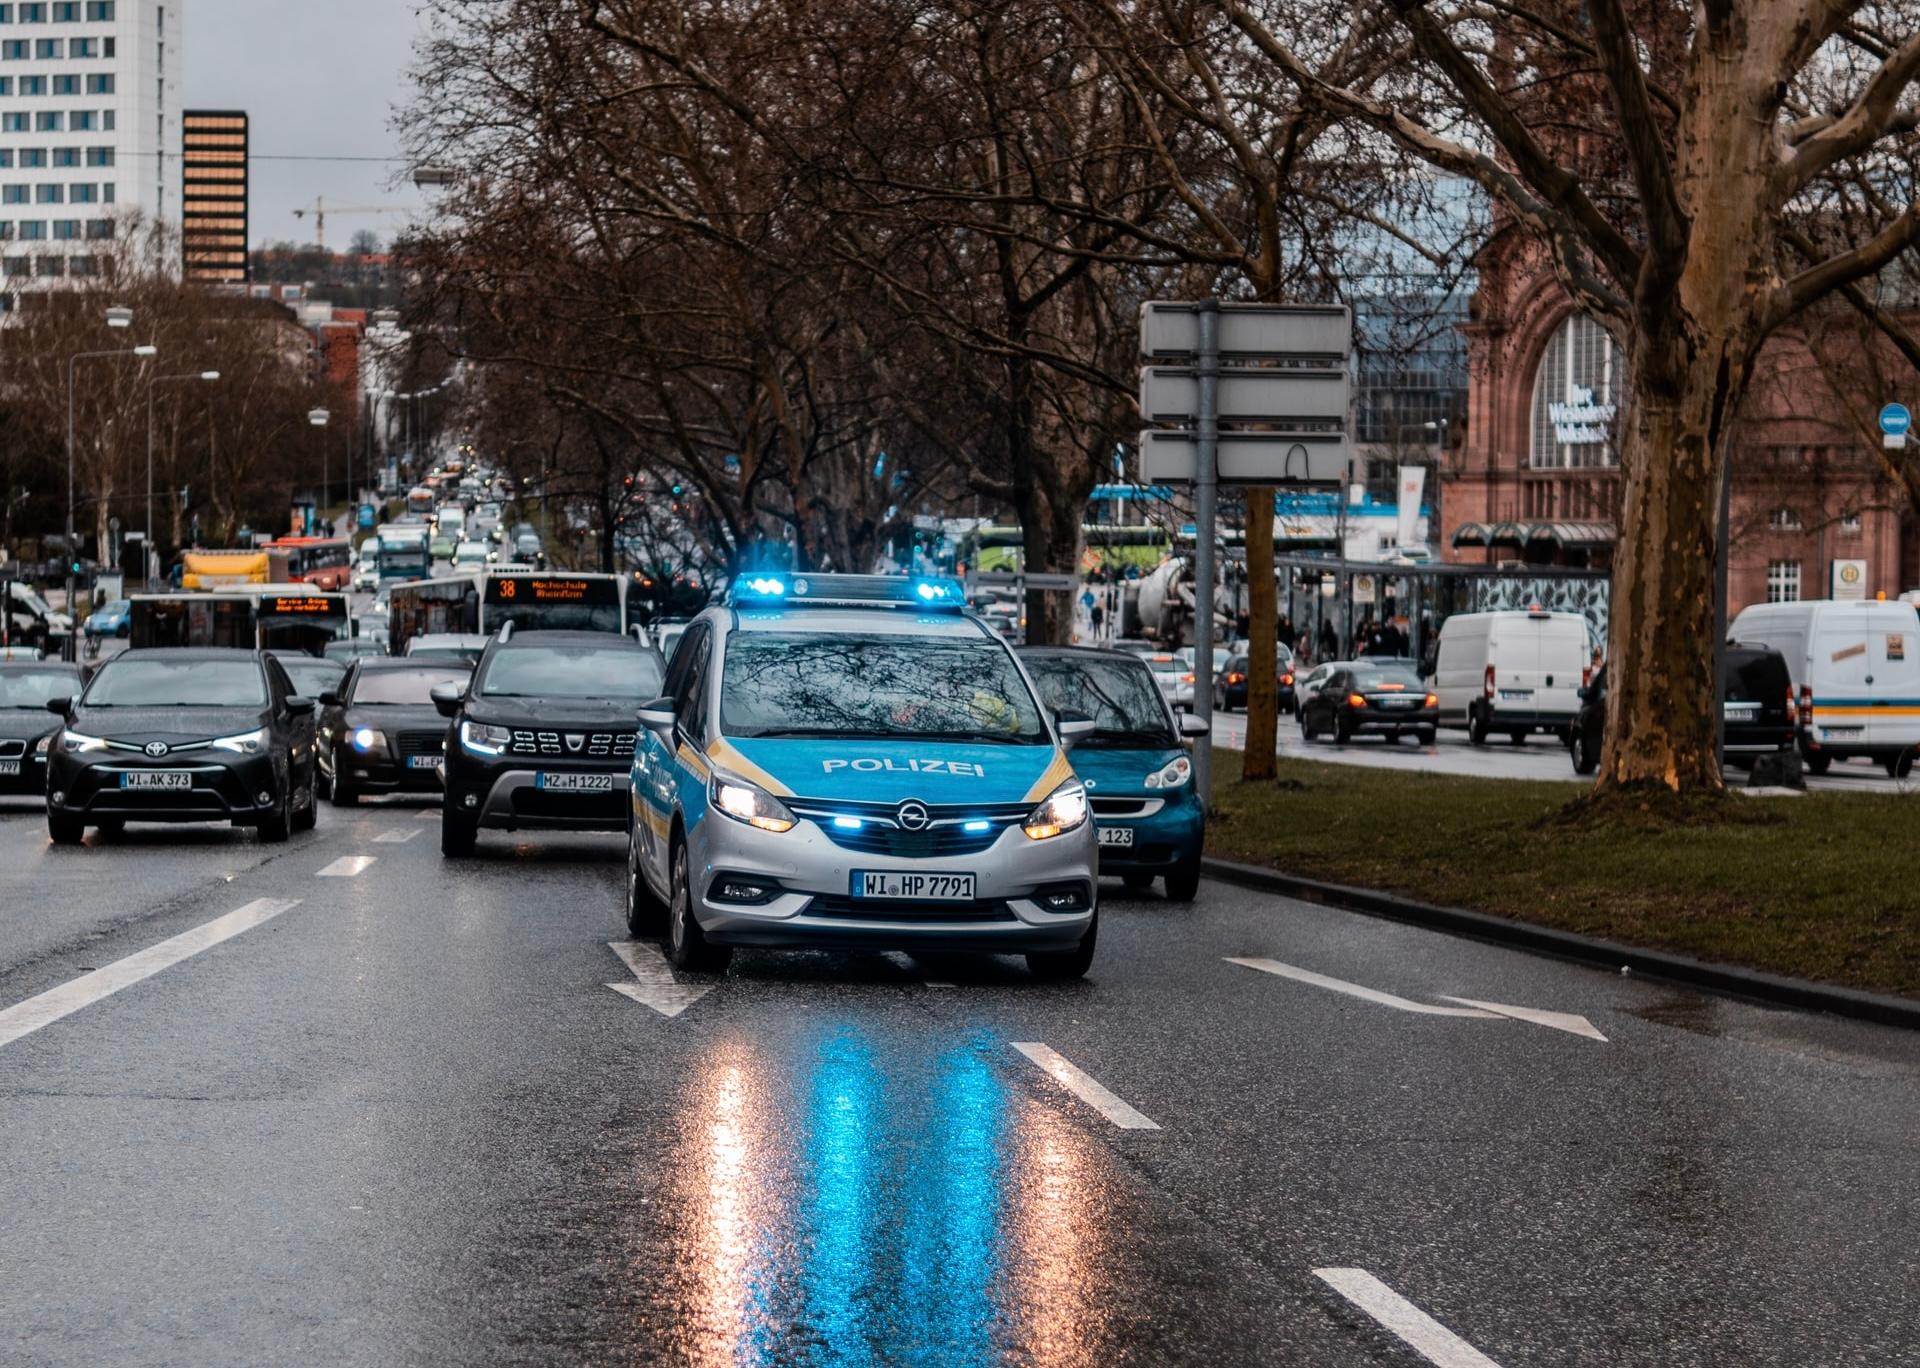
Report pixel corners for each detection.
[725,573,967,610]
[737,575,788,599]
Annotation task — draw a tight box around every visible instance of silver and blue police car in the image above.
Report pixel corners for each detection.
[623,574,1099,978]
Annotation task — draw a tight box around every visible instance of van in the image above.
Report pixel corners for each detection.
[1728,598,1920,776]
[1430,608,1590,745]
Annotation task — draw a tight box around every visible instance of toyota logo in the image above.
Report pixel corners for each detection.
[144,741,170,758]
[896,801,930,831]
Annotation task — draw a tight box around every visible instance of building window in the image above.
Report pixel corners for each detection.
[81,71,108,94]
[0,41,20,61]
[68,107,92,128]
[67,181,91,202]
[0,150,9,168]
[67,36,90,57]
[86,0,112,18]
[0,75,9,92]
[34,253,62,276]
[0,219,10,237]
[82,214,107,238]
[51,73,77,94]
[83,145,109,166]
[0,112,23,130]
[0,6,12,22]
[51,0,76,19]
[50,217,76,239]
[0,184,25,203]
[32,182,58,202]
[35,38,60,59]
[18,147,41,165]
[15,217,41,238]
[1841,511,1862,534]
[19,1,42,18]
[1768,507,1801,530]
[1767,560,1802,603]
[2,256,26,276]
[34,110,60,130]
[51,146,76,166]
[15,73,36,93]
[1530,313,1626,470]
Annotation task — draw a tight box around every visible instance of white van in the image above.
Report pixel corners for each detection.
[1728,598,1920,776]
[1430,609,1590,744]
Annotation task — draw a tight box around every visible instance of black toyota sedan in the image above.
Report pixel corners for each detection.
[0,661,83,798]
[43,649,319,844]
[1298,662,1437,744]
[319,657,474,805]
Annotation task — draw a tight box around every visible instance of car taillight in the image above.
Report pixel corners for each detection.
[1281,673,1294,686]
[1347,692,1369,709]
[1798,683,1813,728]
[1182,672,1196,684]
[1484,664,1496,698]
[1424,692,1437,708]
[1227,672,1245,684]
[1582,665,1592,688]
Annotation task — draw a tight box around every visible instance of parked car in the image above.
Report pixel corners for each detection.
[85,599,132,640]
[1568,646,1796,776]
[1214,647,1299,714]
[1430,608,1589,745]
[1730,598,1920,776]
[1299,662,1437,744]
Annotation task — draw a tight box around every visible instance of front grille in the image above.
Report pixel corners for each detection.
[0,738,24,760]
[804,894,1017,923]
[396,730,443,757]
[1091,797,1162,818]
[508,729,635,758]
[819,823,1007,858]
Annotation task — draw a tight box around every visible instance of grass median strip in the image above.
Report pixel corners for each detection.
[1205,749,1920,1000]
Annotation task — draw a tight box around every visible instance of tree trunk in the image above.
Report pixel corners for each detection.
[1242,486,1278,780]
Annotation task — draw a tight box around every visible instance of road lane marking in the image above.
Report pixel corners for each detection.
[1226,958,1502,1018]
[316,855,377,877]
[371,829,420,844]
[0,898,302,1051]
[1314,1268,1503,1368]
[1010,1042,1160,1130]
[1439,997,1608,1042]
[605,940,713,1018]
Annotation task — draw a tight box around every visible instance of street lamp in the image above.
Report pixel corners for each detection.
[65,336,157,658]
[309,408,332,532]
[411,164,459,188]
[145,371,220,589]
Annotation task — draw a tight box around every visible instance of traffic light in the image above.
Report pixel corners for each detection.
[671,482,683,496]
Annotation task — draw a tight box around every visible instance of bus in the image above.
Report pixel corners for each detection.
[129,586,350,657]
[373,524,433,584]
[179,549,273,590]
[386,569,630,655]
[405,486,436,517]
[265,536,353,591]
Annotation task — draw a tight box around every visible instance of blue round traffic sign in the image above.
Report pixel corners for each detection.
[1880,402,1911,436]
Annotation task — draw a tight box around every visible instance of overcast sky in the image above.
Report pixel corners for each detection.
[185,1,434,252]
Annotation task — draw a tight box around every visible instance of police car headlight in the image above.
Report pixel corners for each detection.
[211,727,269,755]
[710,770,795,833]
[459,720,511,755]
[61,729,107,754]
[1023,779,1088,840]
[1143,755,1191,789]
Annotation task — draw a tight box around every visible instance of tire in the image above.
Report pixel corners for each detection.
[1164,858,1201,902]
[1027,910,1098,981]
[1417,728,1436,746]
[1301,711,1317,742]
[441,808,477,857]
[257,775,291,844]
[316,763,333,801]
[1334,717,1353,745]
[1886,749,1914,779]
[47,810,85,845]
[1121,871,1155,892]
[1468,708,1490,746]
[1803,749,1832,776]
[292,767,317,833]
[1570,730,1599,775]
[625,821,666,937]
[666,840,730,972]
[1509,730,1528,746]
[331,772,358,807]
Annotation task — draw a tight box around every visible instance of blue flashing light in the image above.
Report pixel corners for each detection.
[740,576,787,598]
[832,816,865,831]
[962,819,991,833]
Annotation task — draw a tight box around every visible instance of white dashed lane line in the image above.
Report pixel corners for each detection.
[371,829,420,845]
[1010,1042,1161,1130]
[0,898,303,1050]
[316,856,378,877]
[1314,1268,1503,1367]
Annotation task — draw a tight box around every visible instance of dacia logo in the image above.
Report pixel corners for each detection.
[565,734,583,753]
[822,758,986,777]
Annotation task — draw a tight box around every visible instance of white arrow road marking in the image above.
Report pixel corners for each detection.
[1226,958,1502,1017]
[316,855,377,877]
[605,940,713,1019]
[371,828,420,845]
[1010,1042,1160,1130]
[0,898,302,1050]
[1439,997,1608,1042]
[1314,1268,1503,1368]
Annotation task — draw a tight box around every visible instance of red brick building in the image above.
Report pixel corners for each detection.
[1443,232,1913,612]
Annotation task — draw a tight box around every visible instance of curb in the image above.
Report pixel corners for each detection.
[1201,856,1920,1031]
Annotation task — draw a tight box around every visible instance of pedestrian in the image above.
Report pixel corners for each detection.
[1318,618,1338,662]
[1091,602,1105,637]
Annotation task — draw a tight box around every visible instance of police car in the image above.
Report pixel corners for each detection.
[624,574,1099,978]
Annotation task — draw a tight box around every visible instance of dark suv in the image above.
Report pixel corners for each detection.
[434,628,665,855]
[43,648,318,843]
[1569,644,1795,775]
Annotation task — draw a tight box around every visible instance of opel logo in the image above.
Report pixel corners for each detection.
[897,801,930,831]
[144,741,169,758]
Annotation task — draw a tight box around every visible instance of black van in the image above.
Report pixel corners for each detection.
[1569,643,1795,775]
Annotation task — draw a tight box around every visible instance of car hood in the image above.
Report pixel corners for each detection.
[0,707,62,743]
[341,703,446,733]
[66,705,270,746]
[464,695,642,728]
[1067,743,1186,797]
[716,736,1071,806]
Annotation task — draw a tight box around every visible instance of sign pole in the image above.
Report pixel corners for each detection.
[1714,453,1730,780]
[1193,301,1219,806]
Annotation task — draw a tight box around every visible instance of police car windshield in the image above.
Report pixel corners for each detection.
[1023,654,1175,745]
[478,645,663,700]
[720,633,1048,743]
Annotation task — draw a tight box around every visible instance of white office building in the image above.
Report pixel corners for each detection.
[0,0,183,288]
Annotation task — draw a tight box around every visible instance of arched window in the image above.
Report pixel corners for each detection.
[1530,314,1625,469]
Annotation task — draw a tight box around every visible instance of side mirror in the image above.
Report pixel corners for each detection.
[1179,713,1210,737]
[636,697,677,734]
[1056,711,1096,746]
[430,683,465,719]
[317,690,341,708]
[45,695,73,716]
[286,695,317,717]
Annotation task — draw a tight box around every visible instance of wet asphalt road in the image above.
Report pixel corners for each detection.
[1,794,1916,1367]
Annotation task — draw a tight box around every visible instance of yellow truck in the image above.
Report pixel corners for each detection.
[179,550,275,590]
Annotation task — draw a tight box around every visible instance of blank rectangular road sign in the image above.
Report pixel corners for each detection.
[1139,430,1349,486]
[1021,573,1077,591]
[1140,302,1351,360]
[1139,366,1349,425]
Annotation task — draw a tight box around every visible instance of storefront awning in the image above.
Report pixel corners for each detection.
[1452,520,1614,549]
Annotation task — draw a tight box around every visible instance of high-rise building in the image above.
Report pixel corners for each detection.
[0,0,184,289]
[181,107,243,282]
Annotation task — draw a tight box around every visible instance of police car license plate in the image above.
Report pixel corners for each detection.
[0,760,18,776]
[407,755,438,769]
[854,872,975,901]
[121,771,190,790]
[537,772,614,792]
[1097,826,1134,847]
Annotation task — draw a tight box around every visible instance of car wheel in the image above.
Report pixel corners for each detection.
[625,821,666,937]
[667,840,730,972]
[1570,730,1599,775]
[441,807,477,857]
[1027,910,1098,981]
[1121,871,1155,892]
[257,772,291,844]
[1417,727,1436,746]
[331,772,358,807]
[1164,858,1201,902]
[47,810,85,845]
[1886,748,1915,779]
[1334,717,1353,744]
[1509,730,1528,746]
[1468,707,1490,746]
[292,767,318,833]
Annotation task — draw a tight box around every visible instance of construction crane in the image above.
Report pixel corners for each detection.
[290,198,413,250]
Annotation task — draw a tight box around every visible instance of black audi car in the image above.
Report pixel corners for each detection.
[0,660,83,798]
[434,628,665,855]
[319,657,474,805]
[43,648,318,844]
[1298,662,1437,744]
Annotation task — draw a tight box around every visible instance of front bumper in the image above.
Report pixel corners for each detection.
[47,751,281,825]
[687,809,1097,952]
[447,754,630,831]
[334,748,445,794]
[1089,788,1203,872]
